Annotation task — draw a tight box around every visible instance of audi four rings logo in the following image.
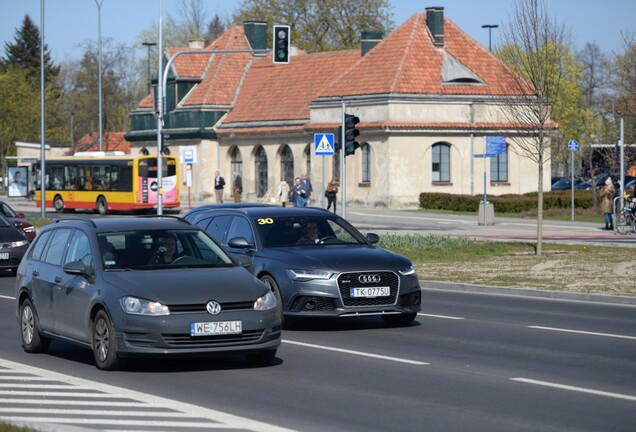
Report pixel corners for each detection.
[206,301,221,315]
[358,274,381,284]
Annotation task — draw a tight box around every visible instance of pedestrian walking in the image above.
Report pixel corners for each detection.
[291,177,308,207]
[325,179,338,212]
[300,172,313,204]
[277,179,290,206]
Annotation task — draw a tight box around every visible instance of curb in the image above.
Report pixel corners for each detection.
[422,281,636,306]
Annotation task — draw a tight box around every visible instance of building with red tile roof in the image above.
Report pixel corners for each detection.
[126,7,552,209]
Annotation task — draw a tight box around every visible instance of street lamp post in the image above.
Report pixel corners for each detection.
[95,0,104,152]
[481,24,499,51]
[142,42,156,94]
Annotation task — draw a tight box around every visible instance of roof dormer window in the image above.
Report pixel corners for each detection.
[441,52,483,84]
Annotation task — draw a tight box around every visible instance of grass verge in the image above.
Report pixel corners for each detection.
[378,233,636,297]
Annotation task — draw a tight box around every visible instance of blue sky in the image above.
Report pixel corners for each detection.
[1,0,634,62]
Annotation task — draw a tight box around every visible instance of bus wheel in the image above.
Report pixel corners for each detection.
[53,195,64,212]
[96,197,108,215]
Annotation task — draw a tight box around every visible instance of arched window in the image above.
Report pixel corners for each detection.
[361,143,371,183]
[231,147,242,176]
[432,143,450,182]
[255,146,268,197]
[280,145,294,186]
[490,147,508,182]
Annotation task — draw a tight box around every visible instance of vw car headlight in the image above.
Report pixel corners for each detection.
[399,265,417,276]
[287,269,332,281]
[253,290,278,311]
[120,296,170,316]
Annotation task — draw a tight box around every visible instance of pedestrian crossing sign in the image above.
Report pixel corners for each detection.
[314,133,335,156]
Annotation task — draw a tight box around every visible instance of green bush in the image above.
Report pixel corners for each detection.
[419,190,596,213]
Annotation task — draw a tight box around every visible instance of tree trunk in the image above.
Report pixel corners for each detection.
[537,152,544,255]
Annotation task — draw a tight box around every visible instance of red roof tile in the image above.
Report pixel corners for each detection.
[183,26,254,107]
[76,132,132,154]
[320,13,533,97]
[222,50,360,124]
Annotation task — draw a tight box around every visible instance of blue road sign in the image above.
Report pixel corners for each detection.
[568,139,579,152]
[315,133,335,156]
[486,136,506,155]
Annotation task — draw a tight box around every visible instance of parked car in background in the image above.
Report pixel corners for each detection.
[0,201,36,241]
[15,216,281,370]
[0,213,29,275]
[184,206,422,327]
[551,178,590,190]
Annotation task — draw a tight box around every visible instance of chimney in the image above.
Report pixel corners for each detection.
[243,20,267,56]
[361,30,383,56]
[426,6,444,47]
[188,39,205,49]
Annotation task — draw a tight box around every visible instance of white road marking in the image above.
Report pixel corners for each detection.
[528,325,636,340]
[283,339,428,365]
[511,378,636,402]
[0,398,149,407]
[0,358,296,432]
[0,295,14,300]
[418,313,465,320]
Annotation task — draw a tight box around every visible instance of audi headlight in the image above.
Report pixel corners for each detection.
[399,265,417,276]
[23,226,36,233]
[287,269,332,281]
[120,296,170,316]
[253,290,278,311]
[7,240,29,248]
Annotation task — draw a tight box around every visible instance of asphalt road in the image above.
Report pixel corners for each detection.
[11,199,636,247]
[1,275,635,432]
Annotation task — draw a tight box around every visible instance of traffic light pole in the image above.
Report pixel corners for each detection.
[341,99,347,219]
[157,48,269,214]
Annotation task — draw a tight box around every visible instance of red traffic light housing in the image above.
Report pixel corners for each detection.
[344,114,360,156]
[273,25,290,64]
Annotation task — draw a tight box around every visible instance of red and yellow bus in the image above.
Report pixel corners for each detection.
[34,152,180,214]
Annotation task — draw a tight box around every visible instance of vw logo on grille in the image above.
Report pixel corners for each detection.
[206,301,221,315]
[358,274,381,284]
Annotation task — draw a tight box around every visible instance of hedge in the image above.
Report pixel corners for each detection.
[419,190,596,213]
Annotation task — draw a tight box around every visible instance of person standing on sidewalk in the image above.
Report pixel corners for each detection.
[600,177,615,230]
[232,171,243,203]
[213,170,225,204]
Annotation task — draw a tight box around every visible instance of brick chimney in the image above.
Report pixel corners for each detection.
[426,6,444,47]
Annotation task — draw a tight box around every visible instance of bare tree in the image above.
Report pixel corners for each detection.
[498,0,570,255]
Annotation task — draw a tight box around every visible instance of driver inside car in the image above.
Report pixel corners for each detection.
[298,222,320,244]
[151,234,179,264]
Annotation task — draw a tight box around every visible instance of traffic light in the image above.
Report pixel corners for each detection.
[273,25,290,64]
[344,114,360,156]
[335,127,342,152]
